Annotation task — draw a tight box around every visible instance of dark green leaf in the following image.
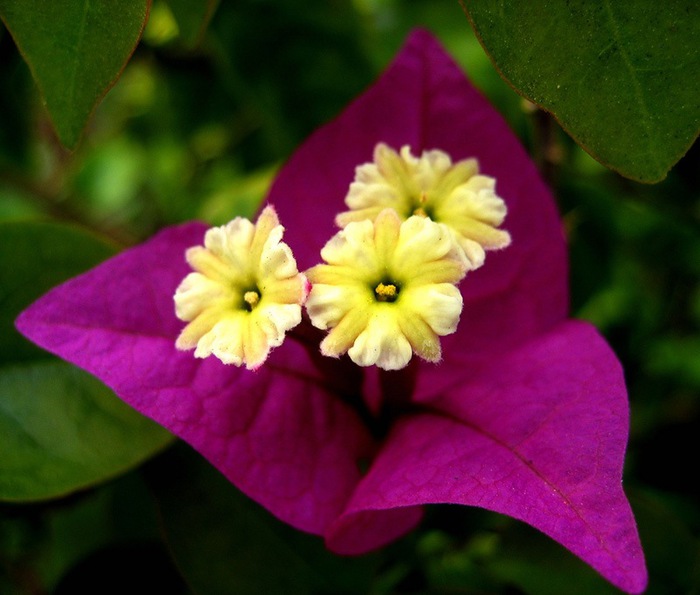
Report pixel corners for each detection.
[0,22,32,168]
[0,0,151,148]
[0,361,172,502]
[0,220,116,364]
[461,1,700,182]
[0,220,172,502]
[151,444,377,595]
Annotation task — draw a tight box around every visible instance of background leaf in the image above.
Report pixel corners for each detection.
[0,0,151,148]
[0,221,172,501]
[461,1,700,182]
[0,361,172,502]
[0,221,115,363]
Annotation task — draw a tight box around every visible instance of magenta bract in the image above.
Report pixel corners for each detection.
[16,30,646,593]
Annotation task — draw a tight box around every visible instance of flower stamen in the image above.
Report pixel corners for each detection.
[243,290,260,310]
[375,282,398,302]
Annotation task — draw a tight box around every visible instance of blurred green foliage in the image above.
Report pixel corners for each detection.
[0,1,698,593]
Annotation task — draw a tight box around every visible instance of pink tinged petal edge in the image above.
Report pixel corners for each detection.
[327,320,647,594]
[268,29,569,400]
[15,223,376,534]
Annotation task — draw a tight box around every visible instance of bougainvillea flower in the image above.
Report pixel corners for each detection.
[16,30,647,593]
[174,206,307,370]
[337,143,511,269]
[306,208,466,369]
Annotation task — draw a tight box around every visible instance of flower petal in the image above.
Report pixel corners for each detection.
[347,310,413,370]
[326,321,647,594]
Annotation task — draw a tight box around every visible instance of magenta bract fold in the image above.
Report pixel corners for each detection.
[16,30,647,593]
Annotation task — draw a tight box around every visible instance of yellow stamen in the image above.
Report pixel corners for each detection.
[244,290,260,309]
[375,282,398,302]
[413,207,428,217]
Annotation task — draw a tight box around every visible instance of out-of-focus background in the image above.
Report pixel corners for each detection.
[1,1,698,593]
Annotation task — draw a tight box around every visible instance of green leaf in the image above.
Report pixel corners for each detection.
[461,1,700,182]
[165,0,219,47]
[0,0,151,148]
[0,22,32,169]
[151,444,378,595]
[0,220,116,364]
[0,221,172,502]
[0,360,172,502]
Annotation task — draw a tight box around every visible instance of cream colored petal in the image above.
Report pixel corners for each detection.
[376,144,420,204]
[306,283,370,330]
[335,206,385,228]
[438,176,507,225]
[185,246,241,283]
[243,318,272,370]
[345,174,398,210]
[256,303,302,343]
[174,272,231,321]
[347,310,412,370]
[392,216,464,273]
[372,208,402,264]
[195,314,246,365]
[412,148,452,189]
[261,275,307,304]
[401,283,463,336]
[207,218,255,264]
[249,206,281,263]
[354,162,383,184]
[258,236,299,280]
[454,235,486,270]
[431,157,479,198]
[320,220,379,271]
[307,263,371,285]
[177,306,233,352]
[405,259,467,286]
[454,218,512,250]
[320,307,372,358]
[397,311,441,363]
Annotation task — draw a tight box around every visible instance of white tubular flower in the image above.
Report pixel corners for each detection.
[306,208,466,371]
[336,143,511,270]
[174,206,308,370]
